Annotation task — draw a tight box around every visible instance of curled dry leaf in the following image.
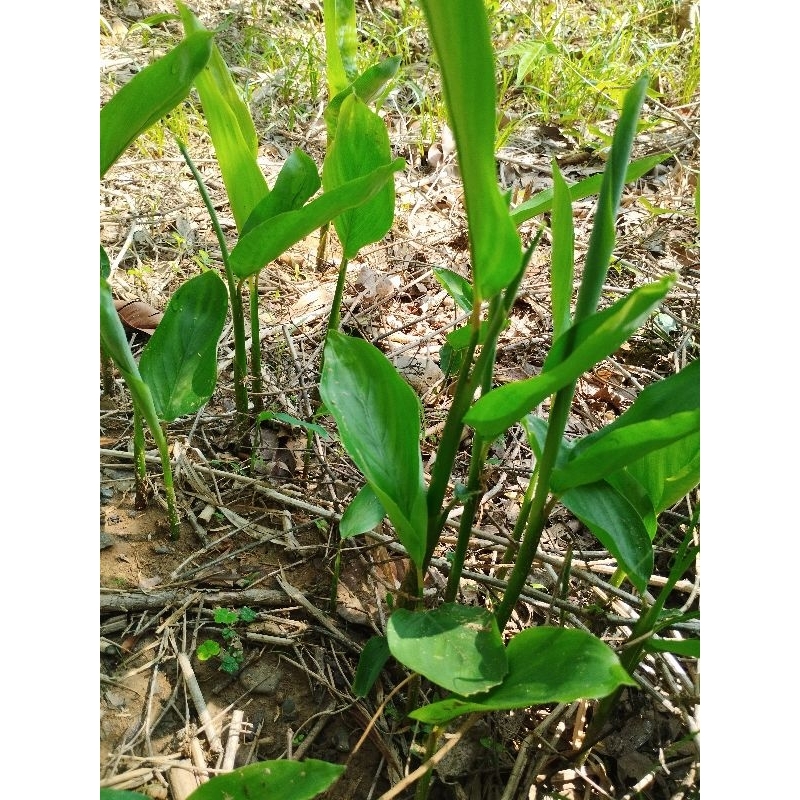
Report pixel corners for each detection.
[114,298,164,336]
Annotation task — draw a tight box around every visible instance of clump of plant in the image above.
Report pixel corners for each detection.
[100,30,228,539]
[196,606,257,674]
[317,1,699,796]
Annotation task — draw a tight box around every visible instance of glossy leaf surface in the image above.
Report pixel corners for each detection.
[230,159,405,278]
[387,605,507,696]
[100,30,213,176]
[340,484,386,539]
[410,627,635,724]
[179,3,269,230]
[139,271,227,422]
[189,759,344,800]
[420,0,521,301]
[320,332,427,566]
[465,275,675,439]
[322,94,396,258]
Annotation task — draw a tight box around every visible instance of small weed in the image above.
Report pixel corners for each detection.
[196,606,257,675]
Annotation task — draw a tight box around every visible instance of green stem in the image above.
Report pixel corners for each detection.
[249,274,264,414]
[327,254,349,334]
[494,382,576,630]
[175,138,250,428]
[133,406,148,510]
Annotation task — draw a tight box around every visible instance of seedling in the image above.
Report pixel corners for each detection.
[196,606,257,675]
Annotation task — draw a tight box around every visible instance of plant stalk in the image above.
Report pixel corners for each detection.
[248,274,264,414]
[176,138,250,429]
[133,406,148,510]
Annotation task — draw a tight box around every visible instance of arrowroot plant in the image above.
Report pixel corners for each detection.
[100,1,698,796]
[318,1,699,795]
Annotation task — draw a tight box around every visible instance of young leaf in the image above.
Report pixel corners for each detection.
[188,758,345,800]
[178,3,270,230]
[100,29,214,176]
[325,56,401,140]
[574,75,649,322]
[324,0,357,96]
[510,153,670,225]
[352,635,391,697]
[230,159,405,278]
[409,627,635,725]
[387,605,507,696]
[560,481,653,592]
[340,484,386,539]
[243,148,321,235]
[550,161,574,341]
[419,0,521,301]
[465,275,676,439]
[322,94,396,258]
[320,332,427,567]
[139,271,227,422]
[433,268,474,313]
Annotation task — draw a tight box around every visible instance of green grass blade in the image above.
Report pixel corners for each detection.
[139,271,228,422]
[465,275,675,439]
[230,159,405,278]
[574,75,649,322]
[100,30,213,177]
[550,161,574,340]
[178,3,269,231]
[322,94,396,258]
[320,332,427,567]
[419,0,521,301]
[510,153,669,225]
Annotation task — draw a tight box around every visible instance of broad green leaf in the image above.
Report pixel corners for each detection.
[409,627,635,724]
[100,30,214,176]
[550,161,574,340]
[230,159,405,278]
[320,332,427,566]
[340,484,386,539]
[624,432,700,513]
[465,275,675,439]
[387,605,507,696]
[325,56,401,140]
[433,268,474,313]
[574,75,649,322]
[324,0,357,96]
[419,0,521,301]
[551,412,699,492]
[322,94,396,258]
[243,148,320,235]
[178,3,269,230]
[352,635,391,697]
[606,469,658,539]
[256,411,329,440]
[510,153,669,225]
[560,482,653,592]
[189,759,345,800]
[139,271,227,422]
[644,637,699,658]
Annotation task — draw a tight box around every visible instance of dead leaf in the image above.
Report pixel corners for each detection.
[114,299,164,336]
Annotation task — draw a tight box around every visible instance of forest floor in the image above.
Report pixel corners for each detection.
[100,1,700,798]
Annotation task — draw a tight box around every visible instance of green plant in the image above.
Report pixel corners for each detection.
[316,2,698,796]
[100,757,343,800]
[100,30,227,539]
[196,606,257,674]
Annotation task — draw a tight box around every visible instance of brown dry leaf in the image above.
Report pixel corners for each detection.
[114,299,164,336]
